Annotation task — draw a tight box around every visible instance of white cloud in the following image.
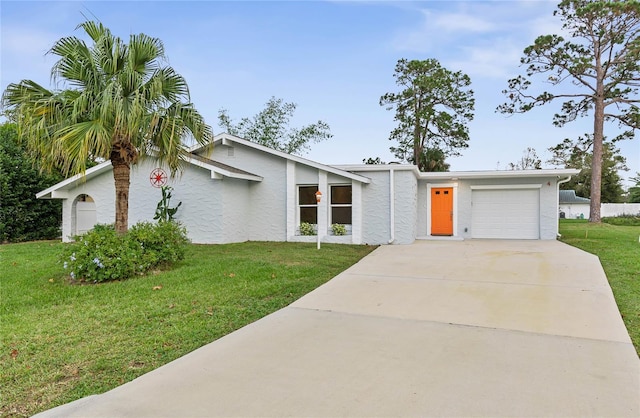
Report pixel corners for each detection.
[391,7,497,53]
[430,10,496,33]
[446,38,523,79]
[390,1,562,54]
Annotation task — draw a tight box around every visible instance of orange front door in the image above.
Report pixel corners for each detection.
[431,187,453,236]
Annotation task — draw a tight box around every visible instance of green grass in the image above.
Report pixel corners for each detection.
[0,241,376,417]
[559,220,640,353]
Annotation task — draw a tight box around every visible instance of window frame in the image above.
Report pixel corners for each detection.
[329,184,352,229]
[297,184,319,229]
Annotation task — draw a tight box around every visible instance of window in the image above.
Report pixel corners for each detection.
[299,185,318,224]
[331,185,352,224]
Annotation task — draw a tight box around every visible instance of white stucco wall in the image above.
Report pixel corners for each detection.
[354,168,417,245]
[61,168,115,241]
[210,144,287,241]
[359,171,391,245]
[393,170,418,244]
[135,160,226,244]
[59,159,229,244]
[220,178,251,243]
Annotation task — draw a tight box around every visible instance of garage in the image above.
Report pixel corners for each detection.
[471,186,540,239]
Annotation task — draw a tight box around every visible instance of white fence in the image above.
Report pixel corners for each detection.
[559,203,640,219]
[601,203,640,217]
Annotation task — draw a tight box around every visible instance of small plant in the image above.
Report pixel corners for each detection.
[331,223,347,236]
[299,222,316,236]
[62,221,189,283]
[154,186,182,223]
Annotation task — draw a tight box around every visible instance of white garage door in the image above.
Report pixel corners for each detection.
[471,188,540,239]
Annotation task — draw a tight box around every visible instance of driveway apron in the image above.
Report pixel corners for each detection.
[36,240,639,417]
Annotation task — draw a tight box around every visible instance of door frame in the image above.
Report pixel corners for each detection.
[426,183,458,237]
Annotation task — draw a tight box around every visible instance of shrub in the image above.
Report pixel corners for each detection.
[331,223,347,236]
[62,221,189,283]
[602,215,640,226]
[0,123,63,242]
[128,221,189,267]
[299,222,316,236]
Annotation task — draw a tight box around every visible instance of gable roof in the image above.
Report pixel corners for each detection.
[192,133,372,184]
[37,153,262,199]
[559,190,591,204]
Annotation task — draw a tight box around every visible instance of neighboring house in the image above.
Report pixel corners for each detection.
[38,133,580,244]
[559,190,591,219]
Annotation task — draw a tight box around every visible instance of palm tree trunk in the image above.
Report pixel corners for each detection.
[111,159,130,234]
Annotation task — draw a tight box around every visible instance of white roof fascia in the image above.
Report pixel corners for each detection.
[184,155,263,182]
[37,154,263,200]
[417,168,581,180]
[333,164,419,173]
[36,161,113,199]
[193,133,372,184]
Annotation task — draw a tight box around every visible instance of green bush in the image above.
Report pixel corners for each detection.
[62,222,189,283]
[128,221,189,267]
[299,222,316,236]
[0,123,63,242]
[602,215,640,226]
[331,223,347,236]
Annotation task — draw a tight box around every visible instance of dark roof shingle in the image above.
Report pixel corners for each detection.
[559,190,590,204]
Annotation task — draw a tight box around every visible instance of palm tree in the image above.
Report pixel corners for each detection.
[2,21,212,233]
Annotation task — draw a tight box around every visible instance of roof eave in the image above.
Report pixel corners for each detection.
[418,168,581,180]
[194,133,372,184]
[185,155,263,182]
[36,161,113,199]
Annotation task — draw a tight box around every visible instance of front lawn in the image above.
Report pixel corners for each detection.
[559,220,640,354]
[0,241,376,417]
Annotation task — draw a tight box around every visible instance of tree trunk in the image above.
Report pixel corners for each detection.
[111,158,131,234]
[111,152,131,234]
[589,111,603,223]
[110,137,138,234]
[590,49,604,223]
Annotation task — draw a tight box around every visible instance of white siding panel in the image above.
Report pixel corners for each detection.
[472,189,540,239]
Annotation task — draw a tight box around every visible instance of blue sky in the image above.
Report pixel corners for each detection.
[1,0,638,185]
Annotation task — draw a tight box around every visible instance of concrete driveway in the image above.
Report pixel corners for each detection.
[36,240,639,417]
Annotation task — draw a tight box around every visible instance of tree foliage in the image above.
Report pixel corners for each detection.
[498,0,640,221]
[380,58,474,172]
[628,172,640,202]
[417,148,450,172]
[218,96,332,155]
[548,135,627,202]
[363,157,385,165]
[507,147,543,170]
[2,21,212,234]
[0,123,63,242]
